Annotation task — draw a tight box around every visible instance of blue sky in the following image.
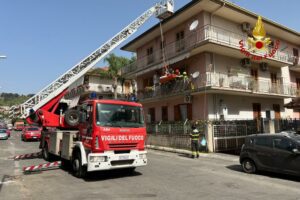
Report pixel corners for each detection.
[0,0,299,94]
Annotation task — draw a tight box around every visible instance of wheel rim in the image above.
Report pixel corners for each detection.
[244,161,253,171]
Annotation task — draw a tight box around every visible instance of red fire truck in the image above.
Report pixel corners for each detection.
[12,0,174,178]
[27,96,147,177]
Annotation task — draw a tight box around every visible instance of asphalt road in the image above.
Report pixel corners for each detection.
[1,131,300,200]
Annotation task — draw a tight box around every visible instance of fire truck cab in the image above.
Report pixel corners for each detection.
[41,99,147,178]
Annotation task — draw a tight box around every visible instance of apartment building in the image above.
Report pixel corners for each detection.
[121,0,300,124]
[65,67,135,102]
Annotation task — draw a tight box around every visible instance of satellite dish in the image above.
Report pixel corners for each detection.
[189,20,199,31]
[191,71,200,79]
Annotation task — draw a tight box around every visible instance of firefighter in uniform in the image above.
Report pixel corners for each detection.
[190,123,200,158]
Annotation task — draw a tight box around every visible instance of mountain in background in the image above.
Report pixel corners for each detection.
[0,93,33,106]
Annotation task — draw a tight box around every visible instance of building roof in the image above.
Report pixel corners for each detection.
[121,0,300,52]
[86,67,111,77]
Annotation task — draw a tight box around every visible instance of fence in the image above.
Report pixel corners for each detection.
[146,121,205,151]
[146,119,299,153]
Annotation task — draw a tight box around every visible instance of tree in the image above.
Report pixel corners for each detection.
[104,53,136,99]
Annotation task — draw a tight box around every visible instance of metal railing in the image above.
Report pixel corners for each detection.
[122,24,296,75]
[137,72,297,101]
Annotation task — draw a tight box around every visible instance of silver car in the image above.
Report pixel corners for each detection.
[0,129,9,140]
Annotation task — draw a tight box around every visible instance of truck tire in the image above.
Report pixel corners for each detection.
[72,151,87,178]
[42,143,53,161]
[64,109,80,127]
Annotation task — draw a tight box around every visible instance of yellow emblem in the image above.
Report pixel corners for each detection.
[247,16,271,52]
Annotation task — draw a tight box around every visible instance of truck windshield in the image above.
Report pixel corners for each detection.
[96,103,144,128]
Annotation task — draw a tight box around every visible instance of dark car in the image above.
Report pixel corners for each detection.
[240,133,300,176]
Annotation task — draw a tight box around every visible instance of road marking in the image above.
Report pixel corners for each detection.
[0,180,16,185]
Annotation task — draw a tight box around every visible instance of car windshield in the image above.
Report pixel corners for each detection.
[96,103,144,128]
[0,129,7,133]
[27,128,39,131]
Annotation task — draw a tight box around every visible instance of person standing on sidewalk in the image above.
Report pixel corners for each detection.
[190,123,200,158]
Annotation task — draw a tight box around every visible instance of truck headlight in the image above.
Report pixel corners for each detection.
[90,156,107,162]
[139,154,147,159]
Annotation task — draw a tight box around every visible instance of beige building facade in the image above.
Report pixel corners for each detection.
[121,0,300,123]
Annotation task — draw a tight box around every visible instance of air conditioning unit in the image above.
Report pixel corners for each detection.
[105,86,112,92]
[184,95,192,103]
[259,62,268,71]
[240,58,251,68]
[241,22,251,32]
[98,85,112,92]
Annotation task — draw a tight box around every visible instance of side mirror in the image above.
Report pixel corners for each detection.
[292,148,300,154]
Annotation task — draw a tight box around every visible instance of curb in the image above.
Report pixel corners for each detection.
[146,145,239,162]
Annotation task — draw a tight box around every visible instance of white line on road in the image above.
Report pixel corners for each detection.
[0,180,16,185]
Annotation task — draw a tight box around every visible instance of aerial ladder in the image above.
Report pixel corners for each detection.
[10,0,174,120]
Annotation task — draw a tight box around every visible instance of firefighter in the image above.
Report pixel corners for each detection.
[190,123,200,158]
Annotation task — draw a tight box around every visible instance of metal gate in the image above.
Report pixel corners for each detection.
[213,125,249,152]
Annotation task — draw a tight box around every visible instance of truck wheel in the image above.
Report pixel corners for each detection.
[72,152,87,178]
[42,143,53,161]
[64,110,80,127]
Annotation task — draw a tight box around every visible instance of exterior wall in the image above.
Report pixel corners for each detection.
[211,15,300,60]
[131,6,300,122]
[144,97,183,122]
[136,11,205,61]
[214,54,282,80]
[88,76,122,94]
[208,94,284,120]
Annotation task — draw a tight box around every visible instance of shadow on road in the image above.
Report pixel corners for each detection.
[177,153,192,159]
[83,169,142,182]
[226,164,300,182]
[59,162,142,182]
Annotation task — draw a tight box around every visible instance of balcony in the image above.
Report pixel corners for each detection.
[122,25,296,75]
[137,72,297,101]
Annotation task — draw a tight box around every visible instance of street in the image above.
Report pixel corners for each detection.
[1,131,300,200]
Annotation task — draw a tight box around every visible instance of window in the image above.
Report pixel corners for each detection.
[296,78,300,90]
[270,73,277,84]
[174,104,192,121]
[96,103,144,127]
[161,106,168,121]
[147,47,154,64]
[273,138,295,151]
[254,137,272,147]
[148,108,156,123]
[176,31,185,52]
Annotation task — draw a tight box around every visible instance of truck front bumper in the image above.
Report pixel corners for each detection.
[87,150,147,172]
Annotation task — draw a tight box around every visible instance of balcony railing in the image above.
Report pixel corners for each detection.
[137,72,297,100]
[122,25,296,75]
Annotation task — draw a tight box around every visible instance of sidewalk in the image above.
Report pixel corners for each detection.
[146,145,239,162]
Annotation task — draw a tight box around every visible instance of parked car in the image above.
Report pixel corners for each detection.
[0,129,9,140]
[240,133,300,176]
[21,127,41,141]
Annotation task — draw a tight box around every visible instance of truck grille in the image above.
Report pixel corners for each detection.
[109,143,137,149]
[111,160,134,166]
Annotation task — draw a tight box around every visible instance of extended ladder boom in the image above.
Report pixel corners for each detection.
[13,0,174,118]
